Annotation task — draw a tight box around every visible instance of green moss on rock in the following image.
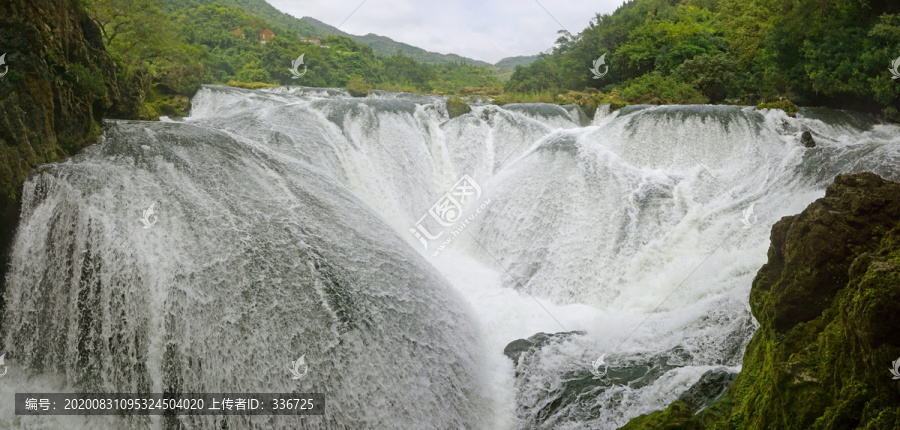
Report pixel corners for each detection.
[620,401,701,430]
[757,99,799,115]
[143,88,191,120]
[446,96,471,119]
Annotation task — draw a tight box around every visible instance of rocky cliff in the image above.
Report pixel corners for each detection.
[0,0,139,312]
[623,172,900,429]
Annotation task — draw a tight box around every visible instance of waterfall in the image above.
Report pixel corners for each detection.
[3,85,899,429]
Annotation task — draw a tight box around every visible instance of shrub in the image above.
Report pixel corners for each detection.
[347,76,373,97]
[68,63,108,98]
[459,84,503,97]
[675,53,740,103]
[881,106,899,123]
[235,61,271,83]
[619,72,707,105]
[556,89,628,117]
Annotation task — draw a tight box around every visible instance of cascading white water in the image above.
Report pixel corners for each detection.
[2,84,899,429]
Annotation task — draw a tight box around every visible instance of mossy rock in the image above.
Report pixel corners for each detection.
[699,172,900,430]
[446,97,471,119]
[757,99,799,115]
[620,401,701,430]
[225,80,278,90]
[631,173,900,430]
[144,89,191,120]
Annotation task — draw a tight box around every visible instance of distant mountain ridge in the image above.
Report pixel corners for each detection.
[299,17,495,67]
[495,55,540,69]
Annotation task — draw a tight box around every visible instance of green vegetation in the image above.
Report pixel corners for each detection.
[346,76,373,97]
[296,16,494,68]
[87,0,900,118]
[620,401,700,430]
[506,0,900,118]
[225,80,277,89]
[491,55,540,81]
[756,100,799,115]
[445,97,471,119]
[84,0,502,118]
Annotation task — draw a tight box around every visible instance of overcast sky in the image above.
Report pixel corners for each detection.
[267,0,628,64]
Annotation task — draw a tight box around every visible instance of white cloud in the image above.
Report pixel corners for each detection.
[268,0,626,64]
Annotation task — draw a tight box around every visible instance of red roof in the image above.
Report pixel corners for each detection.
[258,28,275,40]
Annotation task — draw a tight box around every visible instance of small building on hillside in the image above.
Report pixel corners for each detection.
[258,28,275,43]
[301,37,329,48]
[231,28,245,39]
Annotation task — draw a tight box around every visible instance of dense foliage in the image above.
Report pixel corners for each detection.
[506,0,900,118]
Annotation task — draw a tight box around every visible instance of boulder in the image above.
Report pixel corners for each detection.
[676,368,736,412]
[446,96,472,119]
[503,331,585,366]
[801,130,816,147]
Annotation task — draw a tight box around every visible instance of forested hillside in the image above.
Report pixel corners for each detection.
[85,0,501,118]
[506,0,900,119]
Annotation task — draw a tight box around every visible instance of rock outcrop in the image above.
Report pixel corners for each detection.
[0,0,139,306]
[801,130,816,147]
[624,172,900,429]
[446,96,472,119]
[677,368,737,413]
[620,401,701,430]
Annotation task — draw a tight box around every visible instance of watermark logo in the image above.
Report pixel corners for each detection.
[589,354,607,379]
[741,203,757,229]
[140,203,158,229]
[410,174,491,256]
[0,353,8,378]
[0,53,8,79]
[889,56,900,80]
[290,355,309,380]
[590,54,608,79]
[890,357,900,380]
[289,54,308,79]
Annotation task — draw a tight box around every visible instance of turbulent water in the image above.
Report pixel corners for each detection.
[2,85,899,429]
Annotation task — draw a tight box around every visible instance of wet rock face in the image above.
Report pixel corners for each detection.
[503,331,585,366]
[752,172,900,333]
[801,130,816,147]
[504,332,716,428]
[676,368,736,413]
